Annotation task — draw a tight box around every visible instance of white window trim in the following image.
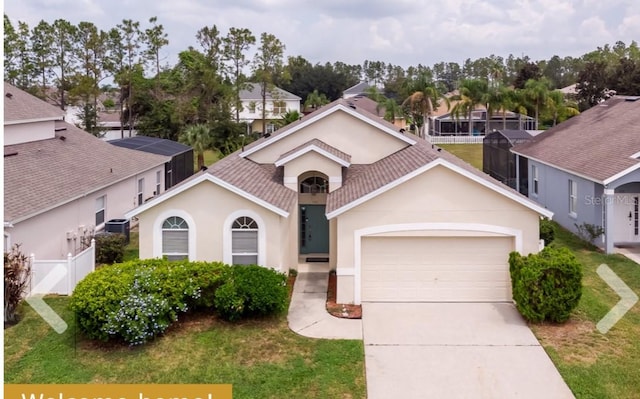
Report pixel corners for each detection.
[138,178,145,206]
[156,170,162,196]
[95,195,106,228]
[223,210,266,266]
[569,179,578,218]
[153,209,196,261]
[532,165,539,196]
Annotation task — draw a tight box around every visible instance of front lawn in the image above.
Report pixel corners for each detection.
[4,298,365,398]
[532,226,640,398]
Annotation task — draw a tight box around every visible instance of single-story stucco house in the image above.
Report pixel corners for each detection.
[127,98,552,304]
[512,95,640,254]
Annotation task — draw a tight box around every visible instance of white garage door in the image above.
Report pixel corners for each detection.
[361,236,513,302]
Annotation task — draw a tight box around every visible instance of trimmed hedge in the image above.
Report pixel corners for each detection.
[539,218,556,245]
[95,233,127,265]
[509,246,582,323]
[70,259,227,345]
[214,265,288,321]
[70,260,289,345]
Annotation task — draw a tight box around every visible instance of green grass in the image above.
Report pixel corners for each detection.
[4,298,366,398]
[530,225,640,399]
[439,144,483,170]
[195,149,221,170]
[122,230,139,262]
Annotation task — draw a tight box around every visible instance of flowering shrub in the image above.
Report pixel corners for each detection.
[70,259,227,345]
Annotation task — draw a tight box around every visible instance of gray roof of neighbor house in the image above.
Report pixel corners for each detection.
[109,136,192,157]
[4,120,169,223]
[512,96,640,183]
[343,82,371,97]
[4,83,64,123]
[239,83,301,101]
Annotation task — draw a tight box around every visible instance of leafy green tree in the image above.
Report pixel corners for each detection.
[180,124,212,170]
[401,73,449,138]
[523,78,551,130]
[276,109,301,127]
[223,27,256,122]
[513,61,542,89]
[30,20,55,98]
[252,32,286,134]
[304,89,329,110]
[450,79,488,135]
[145,16,169,89]
[196,24,223,69]
[544,90,579,127]
[116,19,144,136]
[51,19,78,110]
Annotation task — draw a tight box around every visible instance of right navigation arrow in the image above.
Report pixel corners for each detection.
[596,264,638,334]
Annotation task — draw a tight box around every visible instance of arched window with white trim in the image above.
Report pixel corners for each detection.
[162,216,189,261]
[231,216,259,265]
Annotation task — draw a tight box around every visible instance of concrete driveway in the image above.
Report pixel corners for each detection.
[362,302,575,399]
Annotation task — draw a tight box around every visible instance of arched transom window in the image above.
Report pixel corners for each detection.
[162,216,189,261]
[231,217,259,265]
[300,175,328,194]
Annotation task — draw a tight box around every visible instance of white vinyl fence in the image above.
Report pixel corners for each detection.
[427,135,484,144]
[28,239,95,296]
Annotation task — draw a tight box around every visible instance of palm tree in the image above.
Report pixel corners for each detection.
[179,123,212,171]
[276,109,301,127]
[450,79,488,135]
[304,89,329,111]
[382,98,403,124]
[401,73,449,138]
[546,90,580,126]
[524,78,551,130]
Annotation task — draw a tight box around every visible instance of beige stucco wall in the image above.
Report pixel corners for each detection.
[4,120,57,145]
[247,111,409,164]
[334,164,541,303]
[7,166,164,260]
[137,180,291,272]
[283,151,344,191]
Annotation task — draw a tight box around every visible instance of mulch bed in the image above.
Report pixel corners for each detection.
[326,271,362,319]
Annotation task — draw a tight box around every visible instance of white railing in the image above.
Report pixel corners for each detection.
[427,135,484,144]
[28,239,95,296]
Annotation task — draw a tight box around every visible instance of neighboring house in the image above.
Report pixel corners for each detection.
[342,82,371,99]
[109,136,194,190]
[512,96,640,253]
[3,83,169,259]
[432,109,536,136]
[127,98,551,305]
[483,130,534,196]
[237,83,301,135]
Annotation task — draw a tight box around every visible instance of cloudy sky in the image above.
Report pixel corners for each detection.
[5,0,639,69]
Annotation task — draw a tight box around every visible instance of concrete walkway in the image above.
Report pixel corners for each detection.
[615,246,640,264]
[287,271,362,339]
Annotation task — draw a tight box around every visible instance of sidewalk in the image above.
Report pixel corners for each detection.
[287,271,362,340]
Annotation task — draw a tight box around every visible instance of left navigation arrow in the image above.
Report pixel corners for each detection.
[25,264,68,333]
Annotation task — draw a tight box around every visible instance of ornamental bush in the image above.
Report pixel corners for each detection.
[539,218,556,245]
[214,265,288,321]
[94,233,127,265]
[70,259,228,345]
[509,246,582,323]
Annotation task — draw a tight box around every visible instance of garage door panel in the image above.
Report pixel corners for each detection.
[361,236,513,302]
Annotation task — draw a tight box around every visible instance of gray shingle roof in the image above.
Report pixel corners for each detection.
[343,82,371,96]
[206,153,297,212]
[239,83,301,101]
[4,83,64,123]
[4,121,169,222]
[276,138,352,165]
[512,96,640,183]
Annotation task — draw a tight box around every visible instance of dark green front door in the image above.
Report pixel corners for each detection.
[299,205,329,254]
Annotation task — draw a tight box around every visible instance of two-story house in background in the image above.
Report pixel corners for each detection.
[237,83,301,135]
